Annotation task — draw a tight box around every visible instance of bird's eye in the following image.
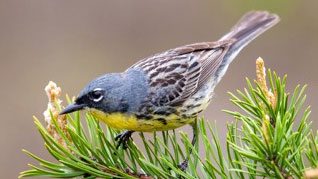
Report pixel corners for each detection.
[90,88,104,102]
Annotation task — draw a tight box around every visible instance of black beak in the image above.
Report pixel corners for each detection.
[59,103,86,115]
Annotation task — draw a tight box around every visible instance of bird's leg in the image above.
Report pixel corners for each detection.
[115,130,134,149]
[178,119,198,171]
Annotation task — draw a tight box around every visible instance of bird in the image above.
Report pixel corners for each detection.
[60,11,279,169]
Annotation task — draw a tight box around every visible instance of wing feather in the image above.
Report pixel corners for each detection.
[129,40,233,107]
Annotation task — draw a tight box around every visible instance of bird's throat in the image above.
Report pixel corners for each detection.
[89,109,140,131]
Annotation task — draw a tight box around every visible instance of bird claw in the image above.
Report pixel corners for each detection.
[115,130,134,149]
[178,159,188,171]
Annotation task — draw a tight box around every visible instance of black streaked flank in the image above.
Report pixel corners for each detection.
[156,118,167,125]
[194,96,204,102]
[135,113,153,120]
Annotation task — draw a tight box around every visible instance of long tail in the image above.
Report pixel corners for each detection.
[221,11,280,49]
[214,11,279,83]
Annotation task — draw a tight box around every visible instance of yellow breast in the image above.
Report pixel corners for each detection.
[88,109,195,132]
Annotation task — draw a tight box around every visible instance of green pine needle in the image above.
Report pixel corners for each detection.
[20,68,318,179]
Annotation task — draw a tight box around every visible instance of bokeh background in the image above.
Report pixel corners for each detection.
[1,0,318,178]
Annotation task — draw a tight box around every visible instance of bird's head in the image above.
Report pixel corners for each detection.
[59,73,121,115]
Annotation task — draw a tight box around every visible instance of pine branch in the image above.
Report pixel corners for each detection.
[20,58,318,179]
[224,58,311,179]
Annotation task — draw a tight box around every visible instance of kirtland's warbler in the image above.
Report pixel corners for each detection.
[60,11,279,168]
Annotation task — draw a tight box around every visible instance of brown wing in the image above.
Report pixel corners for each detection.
[129,40,233,107]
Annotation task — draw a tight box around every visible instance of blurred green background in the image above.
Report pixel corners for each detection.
[1,0,318,178]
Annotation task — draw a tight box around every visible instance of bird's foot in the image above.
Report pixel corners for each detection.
[115,130,134,149]
[178,159,189,171]
[176,120,197,171]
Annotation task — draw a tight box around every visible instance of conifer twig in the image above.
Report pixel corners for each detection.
[20,58,318,179]
[43,81,70,149]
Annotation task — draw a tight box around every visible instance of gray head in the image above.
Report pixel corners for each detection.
[60,69,148,115]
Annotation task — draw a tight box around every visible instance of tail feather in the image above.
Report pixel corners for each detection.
[220,11,280,44]
[221,11,280,64]
[214,11,279,84]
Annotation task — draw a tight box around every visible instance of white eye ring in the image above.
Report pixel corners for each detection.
[92,88,104,102]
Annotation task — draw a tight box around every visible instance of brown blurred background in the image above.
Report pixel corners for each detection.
[1,0,318,178]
